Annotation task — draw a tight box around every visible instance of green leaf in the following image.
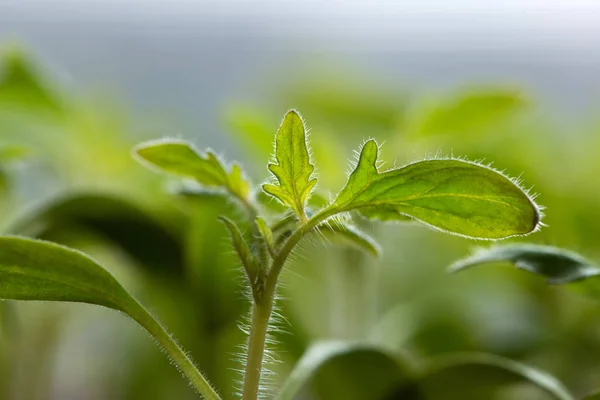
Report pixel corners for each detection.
[219,216,260,287]
[413,87,528,137]
[8,193,186,279]
[0,235,221,399]
[263,110,317,220]
[419,353,574,400]
[134,139,250,202]
[582,391,600,399]
[276,341,415,400]
[449,244,600,284]
[0,47,66,118]
[255,217,275,257]
[327,140,540,239]
[317,222,381,257]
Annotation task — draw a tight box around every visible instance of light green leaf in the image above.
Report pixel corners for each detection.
[219,217,259,287]
[134,139,249,202]
[413,87,528,137]
[449,244,600,284]
[317,223,381,257]
[276,341,414,400]
[419,353,574,400]
[263,110,317,220]
[0,235,221,399]
[327,140,540,239]
[357,206,413,222]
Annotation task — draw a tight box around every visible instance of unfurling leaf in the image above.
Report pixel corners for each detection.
[263,110,317,221]
[219,217,260,286]
[134,139,249,202]
[327,140,540,239]
[0,235,221,399]
[317,223,381,257]
[449,244,600,285]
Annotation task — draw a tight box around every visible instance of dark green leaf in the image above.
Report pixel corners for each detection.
[0,235,135,309]
[449,244,600,284]
[134,139,250,202]
[327,140,540,239]
[263,110,317,220]
[419,353,573,400]
[582,391,600,399]
[276,341,415,400]
[0,235,221,399]
[9,193,185,279]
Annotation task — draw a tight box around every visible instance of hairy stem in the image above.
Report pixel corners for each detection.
[242,298,275,400]
[241,207,337,400]
[126,299,221,400]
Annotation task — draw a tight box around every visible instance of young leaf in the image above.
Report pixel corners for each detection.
[134,139,249,203]
[419,353,574,400]
[255,217,275,258]
[327,140,540,239]
[0,235,221,399]
[263,110,317,220]
[316,223,381,257]
[276,341,414,400]
[219,217,260,288]
[449,244,600,285]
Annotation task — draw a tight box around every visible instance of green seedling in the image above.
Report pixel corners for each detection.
[0,110,563,399]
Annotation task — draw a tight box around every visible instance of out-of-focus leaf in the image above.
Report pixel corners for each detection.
[219,216,259,286]
[357,206,413,222]
[263,110,317,219]
[9,193,185,278]
[0,235,221,399]
[326,140,540,239]
[134,139,250,202]
[0,145,33,163]
[281,73,404,132]
[317,223,381,257]
[418,353,574,400]
[582,391,600,399]
[276,341,416,400]
[0,48,65,117]
[412,87,528,137]
[449,244,600,284]
[224,105,275,161]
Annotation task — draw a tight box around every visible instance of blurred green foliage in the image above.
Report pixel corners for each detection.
[1,45,600,400]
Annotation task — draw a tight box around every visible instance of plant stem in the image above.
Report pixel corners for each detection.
[242,298,275,400]
[127,299,222,400]
[241,208,335,400]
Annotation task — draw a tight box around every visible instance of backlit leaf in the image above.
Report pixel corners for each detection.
[263,110,317,220]
[449,244,600,285]
[327,140,540,239]
[134,139,250,202]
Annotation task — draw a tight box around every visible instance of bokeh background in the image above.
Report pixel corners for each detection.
[1,1,600,399]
